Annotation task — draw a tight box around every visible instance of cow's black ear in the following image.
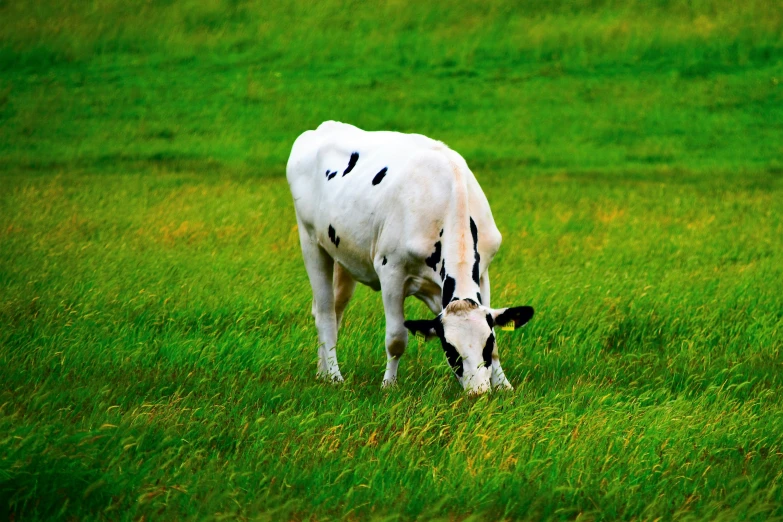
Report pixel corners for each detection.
[492,306,534,330]
[404,319,438,341]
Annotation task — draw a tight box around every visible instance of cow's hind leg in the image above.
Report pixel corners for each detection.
[298,226,343,382]
[379,272,408,388]
[333,262,356,329]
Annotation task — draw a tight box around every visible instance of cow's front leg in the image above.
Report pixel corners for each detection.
[490,354,513,390]
[298,227,343,382]
[481,270,512,390]
[380,276,408,388]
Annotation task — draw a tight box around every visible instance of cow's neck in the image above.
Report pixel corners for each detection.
[438,163,481,308]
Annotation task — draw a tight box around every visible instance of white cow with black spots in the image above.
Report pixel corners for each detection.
[286,121,534,394]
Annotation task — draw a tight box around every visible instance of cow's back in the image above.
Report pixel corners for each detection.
[287,121,500,287]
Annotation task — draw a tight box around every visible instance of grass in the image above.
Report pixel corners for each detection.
[1,0,783,520]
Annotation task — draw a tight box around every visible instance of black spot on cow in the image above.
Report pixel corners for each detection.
[442,339,463,377]
[486,313,494,329]
[442,275,456,307]
[325,170,330,178]
[439,229,443,237]
[425,241,441,272]
[434,320,463,377]
[464,298,478,307]
[328,225,340,247]
[476,292,482,304]
[327,170,338,181]
[372,167,388,185]
[470,217,480,284]
[482,333,495,368]
[382,256,387,265]
[439,263,445,281]
[343,152,359,176]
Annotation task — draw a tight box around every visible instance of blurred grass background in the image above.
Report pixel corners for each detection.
[1,1,783,520]
[1,0,782,175]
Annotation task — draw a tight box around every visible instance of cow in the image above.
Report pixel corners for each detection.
[286,121,534,394]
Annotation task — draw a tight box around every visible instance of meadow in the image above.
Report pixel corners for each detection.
[1,0,783,519]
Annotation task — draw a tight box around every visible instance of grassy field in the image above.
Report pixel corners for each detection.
[2,0,783,520]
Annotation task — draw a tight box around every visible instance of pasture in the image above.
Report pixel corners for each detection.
[1,1,783,519]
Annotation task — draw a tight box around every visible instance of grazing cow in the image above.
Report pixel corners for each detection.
[286,121,534,394]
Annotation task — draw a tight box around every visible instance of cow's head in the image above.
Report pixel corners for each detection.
[404,299,534,395]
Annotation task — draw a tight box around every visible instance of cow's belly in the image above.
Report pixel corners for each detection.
[312,208,443,300]
[330,248,380,290]
[312,212,380,289]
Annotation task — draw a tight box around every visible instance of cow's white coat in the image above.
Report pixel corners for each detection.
[287,121,527,393]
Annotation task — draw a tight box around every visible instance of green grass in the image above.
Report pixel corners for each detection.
[1,1,783,520]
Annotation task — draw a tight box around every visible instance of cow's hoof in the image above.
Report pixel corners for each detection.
[317,371,344,384]
[381,378,397,389]
[493,381,514,391]
[466,384,491,396]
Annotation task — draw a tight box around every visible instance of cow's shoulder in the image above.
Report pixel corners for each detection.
[436,147,502,256]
